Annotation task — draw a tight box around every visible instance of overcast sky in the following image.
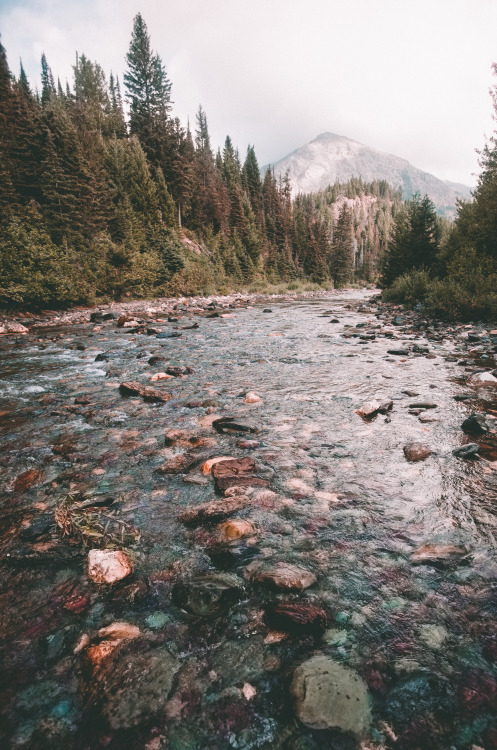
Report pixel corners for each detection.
[1,0,497,187]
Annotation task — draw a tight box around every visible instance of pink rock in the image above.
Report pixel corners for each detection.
[87,549,133,584]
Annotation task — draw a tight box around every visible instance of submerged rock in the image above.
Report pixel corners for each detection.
[245,561,317,590]
[411,543,467,565]
[171,573,245,616]
[403,442,432,462]
[211,457,269,493]
[290,655,371,737]
[87,549,133,584]
[13,468,44,493]
[155,453,198,475]
[218,519,256,540]
[86,644,180,730]
[244,391,262,404]
[178,495,252,524]
[119,381,172,403]
[265,602,328,635]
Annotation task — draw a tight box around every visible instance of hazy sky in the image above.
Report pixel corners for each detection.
[1,0,497,187]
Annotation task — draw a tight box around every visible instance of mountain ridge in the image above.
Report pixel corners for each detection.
[263,132,472,216]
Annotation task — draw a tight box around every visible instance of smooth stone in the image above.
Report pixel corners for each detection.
[403,442,432,462]
[178,495,252,524]
[245,561,317,590]
[469,371,497,384]
[201,456,235,475]
[97,622,141,640]
[290,655,371,737]
[244,391,262,404]
[265,602,328,634]
[87,549,133,584]
[145,612,170,629]
[409,402,438,409]
[218,519,256,540]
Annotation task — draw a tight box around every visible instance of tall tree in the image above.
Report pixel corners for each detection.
[332,203,354,287]
[124,13,172,167]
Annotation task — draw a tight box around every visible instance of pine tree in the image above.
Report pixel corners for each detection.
[332,203,354,287]
[124,13,172,167]
[40,53,55,104]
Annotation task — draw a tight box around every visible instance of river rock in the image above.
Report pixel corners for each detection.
[119,381,172,403]
[245,561,317,590]
[178,495,252,524]
[149,372,173,381]
[387,348,410,356]
[0,320,29,334]
[171,573,245,616]
[356,399,393,417]
[87,549,133,584]
[212,417,258,434]
[469,371,497,384]
[211,457,269,493]
[155,453,198,475]
[13,468,44,493]
[164,429,212,448]
[452,443,480,458]
[265,603,328,634]
[201,456,235,474]
[403,442,431,461]
[409,401,438,409]
[244,392,262,404]
[290,655,371,736]
[461,413,489,435]
[411,543,467,565]
[88,645,180,730]
[97,622,141,641]
[218,519,256,540]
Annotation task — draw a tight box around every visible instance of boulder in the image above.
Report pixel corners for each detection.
[403,443,432,462]
[245,561,316,590]
[87,549,133,584]
[290,655,371,737]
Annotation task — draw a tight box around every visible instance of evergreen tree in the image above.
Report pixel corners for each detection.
[40,53,55,104]
[124,13,172,168]
[332,203,354,287]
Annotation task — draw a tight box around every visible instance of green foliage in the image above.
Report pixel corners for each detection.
[381,268,431,306]
[0,211,78,308]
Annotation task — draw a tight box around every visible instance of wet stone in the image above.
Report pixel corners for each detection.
[87,549,134,584]
[119,381,172,403]
[265,603,328,635]
[171,573,245,616]
[356,399,393,418]
[290,655,371,737]
[245,561,317,590]
[211,456,269,493]
[452,443,480,458]
[178,494,252,524]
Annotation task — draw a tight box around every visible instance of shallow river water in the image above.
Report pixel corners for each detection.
[1,291,497,749]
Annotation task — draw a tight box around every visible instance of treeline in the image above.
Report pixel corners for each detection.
[0,14,399,309]
[380,65,497,321]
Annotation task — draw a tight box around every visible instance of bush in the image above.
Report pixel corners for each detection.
[381,268,431,306]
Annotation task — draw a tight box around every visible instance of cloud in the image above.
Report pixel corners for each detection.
[1,0,496,185]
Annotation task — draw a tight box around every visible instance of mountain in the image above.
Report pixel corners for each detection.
[264,132,472,216]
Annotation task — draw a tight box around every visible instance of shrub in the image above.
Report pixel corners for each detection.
[381,268,431,306]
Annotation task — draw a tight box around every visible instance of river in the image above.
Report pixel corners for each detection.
[1,290,497,749]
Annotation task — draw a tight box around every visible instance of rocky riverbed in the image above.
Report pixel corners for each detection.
[1,290,497,749]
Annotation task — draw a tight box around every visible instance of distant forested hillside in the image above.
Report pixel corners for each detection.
[0,14,440,309]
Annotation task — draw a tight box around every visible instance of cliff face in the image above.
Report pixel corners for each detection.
[264,132,472,216]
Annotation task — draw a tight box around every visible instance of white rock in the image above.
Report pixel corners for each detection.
[87,549,133,584]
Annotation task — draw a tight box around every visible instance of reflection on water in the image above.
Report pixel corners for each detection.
[1,291,497,749]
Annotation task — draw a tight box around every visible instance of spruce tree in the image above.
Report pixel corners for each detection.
[332,203,354,287]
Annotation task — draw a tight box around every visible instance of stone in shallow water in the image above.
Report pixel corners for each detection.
[87,549,133,584]
[290,655,371,737]
[403,442,432,462]
[355,399,393,417]
[178,495,251,524]
[411,543,467,565]
[88,645,180,730]
[245,561,317,590]
[452,443,480,458]
[265,602,328,634]
[171,573,245,616]
[119,381,172,403]
[218,519,256,540]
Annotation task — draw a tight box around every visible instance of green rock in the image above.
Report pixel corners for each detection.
[145,611,170,629]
